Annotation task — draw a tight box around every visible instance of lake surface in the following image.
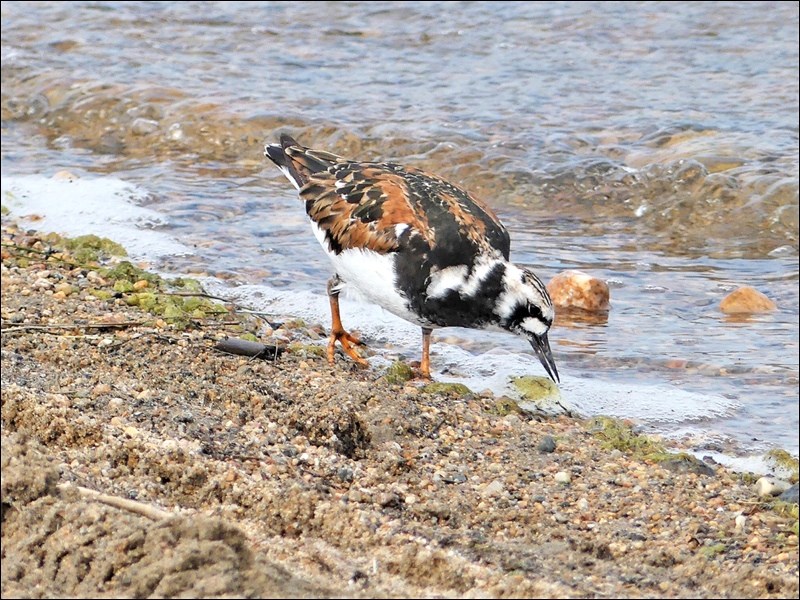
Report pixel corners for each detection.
[2,1,798,462]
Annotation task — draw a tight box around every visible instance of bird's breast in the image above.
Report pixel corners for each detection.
[310,221,426,326]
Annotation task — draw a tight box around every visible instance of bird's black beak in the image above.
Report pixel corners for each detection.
[529,333,560,383]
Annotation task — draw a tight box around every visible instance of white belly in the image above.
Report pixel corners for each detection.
[310,222,425,326]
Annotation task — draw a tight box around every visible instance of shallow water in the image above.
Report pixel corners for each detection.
[2,1,798,458]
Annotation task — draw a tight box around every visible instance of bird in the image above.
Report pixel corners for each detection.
[264,134,559,383]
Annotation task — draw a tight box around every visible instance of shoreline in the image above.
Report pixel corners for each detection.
[1,218,798,598]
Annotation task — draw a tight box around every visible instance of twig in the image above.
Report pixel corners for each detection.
[57,483,173,521]
[1,321,149,334]
[0,241,55,256]
[162,291,232,302]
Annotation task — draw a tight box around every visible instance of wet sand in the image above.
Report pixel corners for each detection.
[1,219,797,598]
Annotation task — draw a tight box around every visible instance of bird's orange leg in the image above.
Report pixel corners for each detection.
[419,327,433,380]
[327,276,368,367]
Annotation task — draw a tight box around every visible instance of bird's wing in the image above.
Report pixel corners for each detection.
[300,161,511,263]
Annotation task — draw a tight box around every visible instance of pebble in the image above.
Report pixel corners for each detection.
[91,383,112,397]
[131,118,159,135]
[778,483,798,503]
[376,492,398,507]
[546,270,610,312]
[735,514,747,533]
[482,480,504,497]
[720,286,776,313]
[52,170,78,181]
[754,476,792,498]
[33,278,54,290]
[537,435,557,453]
[554,471,571,484]
[123,426,140,438]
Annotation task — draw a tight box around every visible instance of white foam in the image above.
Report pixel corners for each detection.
[1,174,191,259]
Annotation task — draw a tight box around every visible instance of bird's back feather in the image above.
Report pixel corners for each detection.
[265,136,510,264]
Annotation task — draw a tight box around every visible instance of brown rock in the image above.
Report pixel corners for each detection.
[719,286,776,314]
[546,270,610,312]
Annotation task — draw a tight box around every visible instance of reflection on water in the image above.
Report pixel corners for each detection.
[1,1,798,455]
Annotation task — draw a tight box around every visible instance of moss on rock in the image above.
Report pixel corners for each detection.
[383,361,415,385]
[766,449,799,483]
[586,416,666,457]
[421,382,472,397]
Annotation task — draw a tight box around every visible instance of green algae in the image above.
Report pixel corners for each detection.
[287,342,325,357]
[421,382,472,397]
[765,449,799,484]
[63,234,127,262]
[488,397,525,416]
[510,375,559,402]
[383,361,415,385]
[586,416,666,457]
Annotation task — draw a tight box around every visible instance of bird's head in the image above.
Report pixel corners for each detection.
[494,265,560,383]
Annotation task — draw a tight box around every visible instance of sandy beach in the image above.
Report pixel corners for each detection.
[1,218,797,598]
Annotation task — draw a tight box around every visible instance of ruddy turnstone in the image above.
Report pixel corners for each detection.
[265,134,559,382]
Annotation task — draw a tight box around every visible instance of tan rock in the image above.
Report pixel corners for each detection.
[546,270,610,312]
[52,170,78,182]
[720,286,776,314]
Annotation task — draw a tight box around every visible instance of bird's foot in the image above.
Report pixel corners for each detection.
[327,328,368,367]
[408,360,433,381]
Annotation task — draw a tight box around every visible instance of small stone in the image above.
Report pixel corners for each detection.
[659,455,716,477]
[754,476,791,498]
[337,467,354,482]
[779,483,798,503]
[482,480,504,497]
[554,471,571,484]
[52,170,78,181]
[720,286,776,314]
[440,471,467,484]
[91,383,112,397]
[133,279,149,290]
[734,514,747,533]
[54,282,74,295]
[123,426,140,438]
[537,435,557,453]
[376,492,398,507]
[546,270,610,312]
[87,270,106,283]
[33,278,53,290]
[131,118,159,135]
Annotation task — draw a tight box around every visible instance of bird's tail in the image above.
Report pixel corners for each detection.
[264,134,342,190]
